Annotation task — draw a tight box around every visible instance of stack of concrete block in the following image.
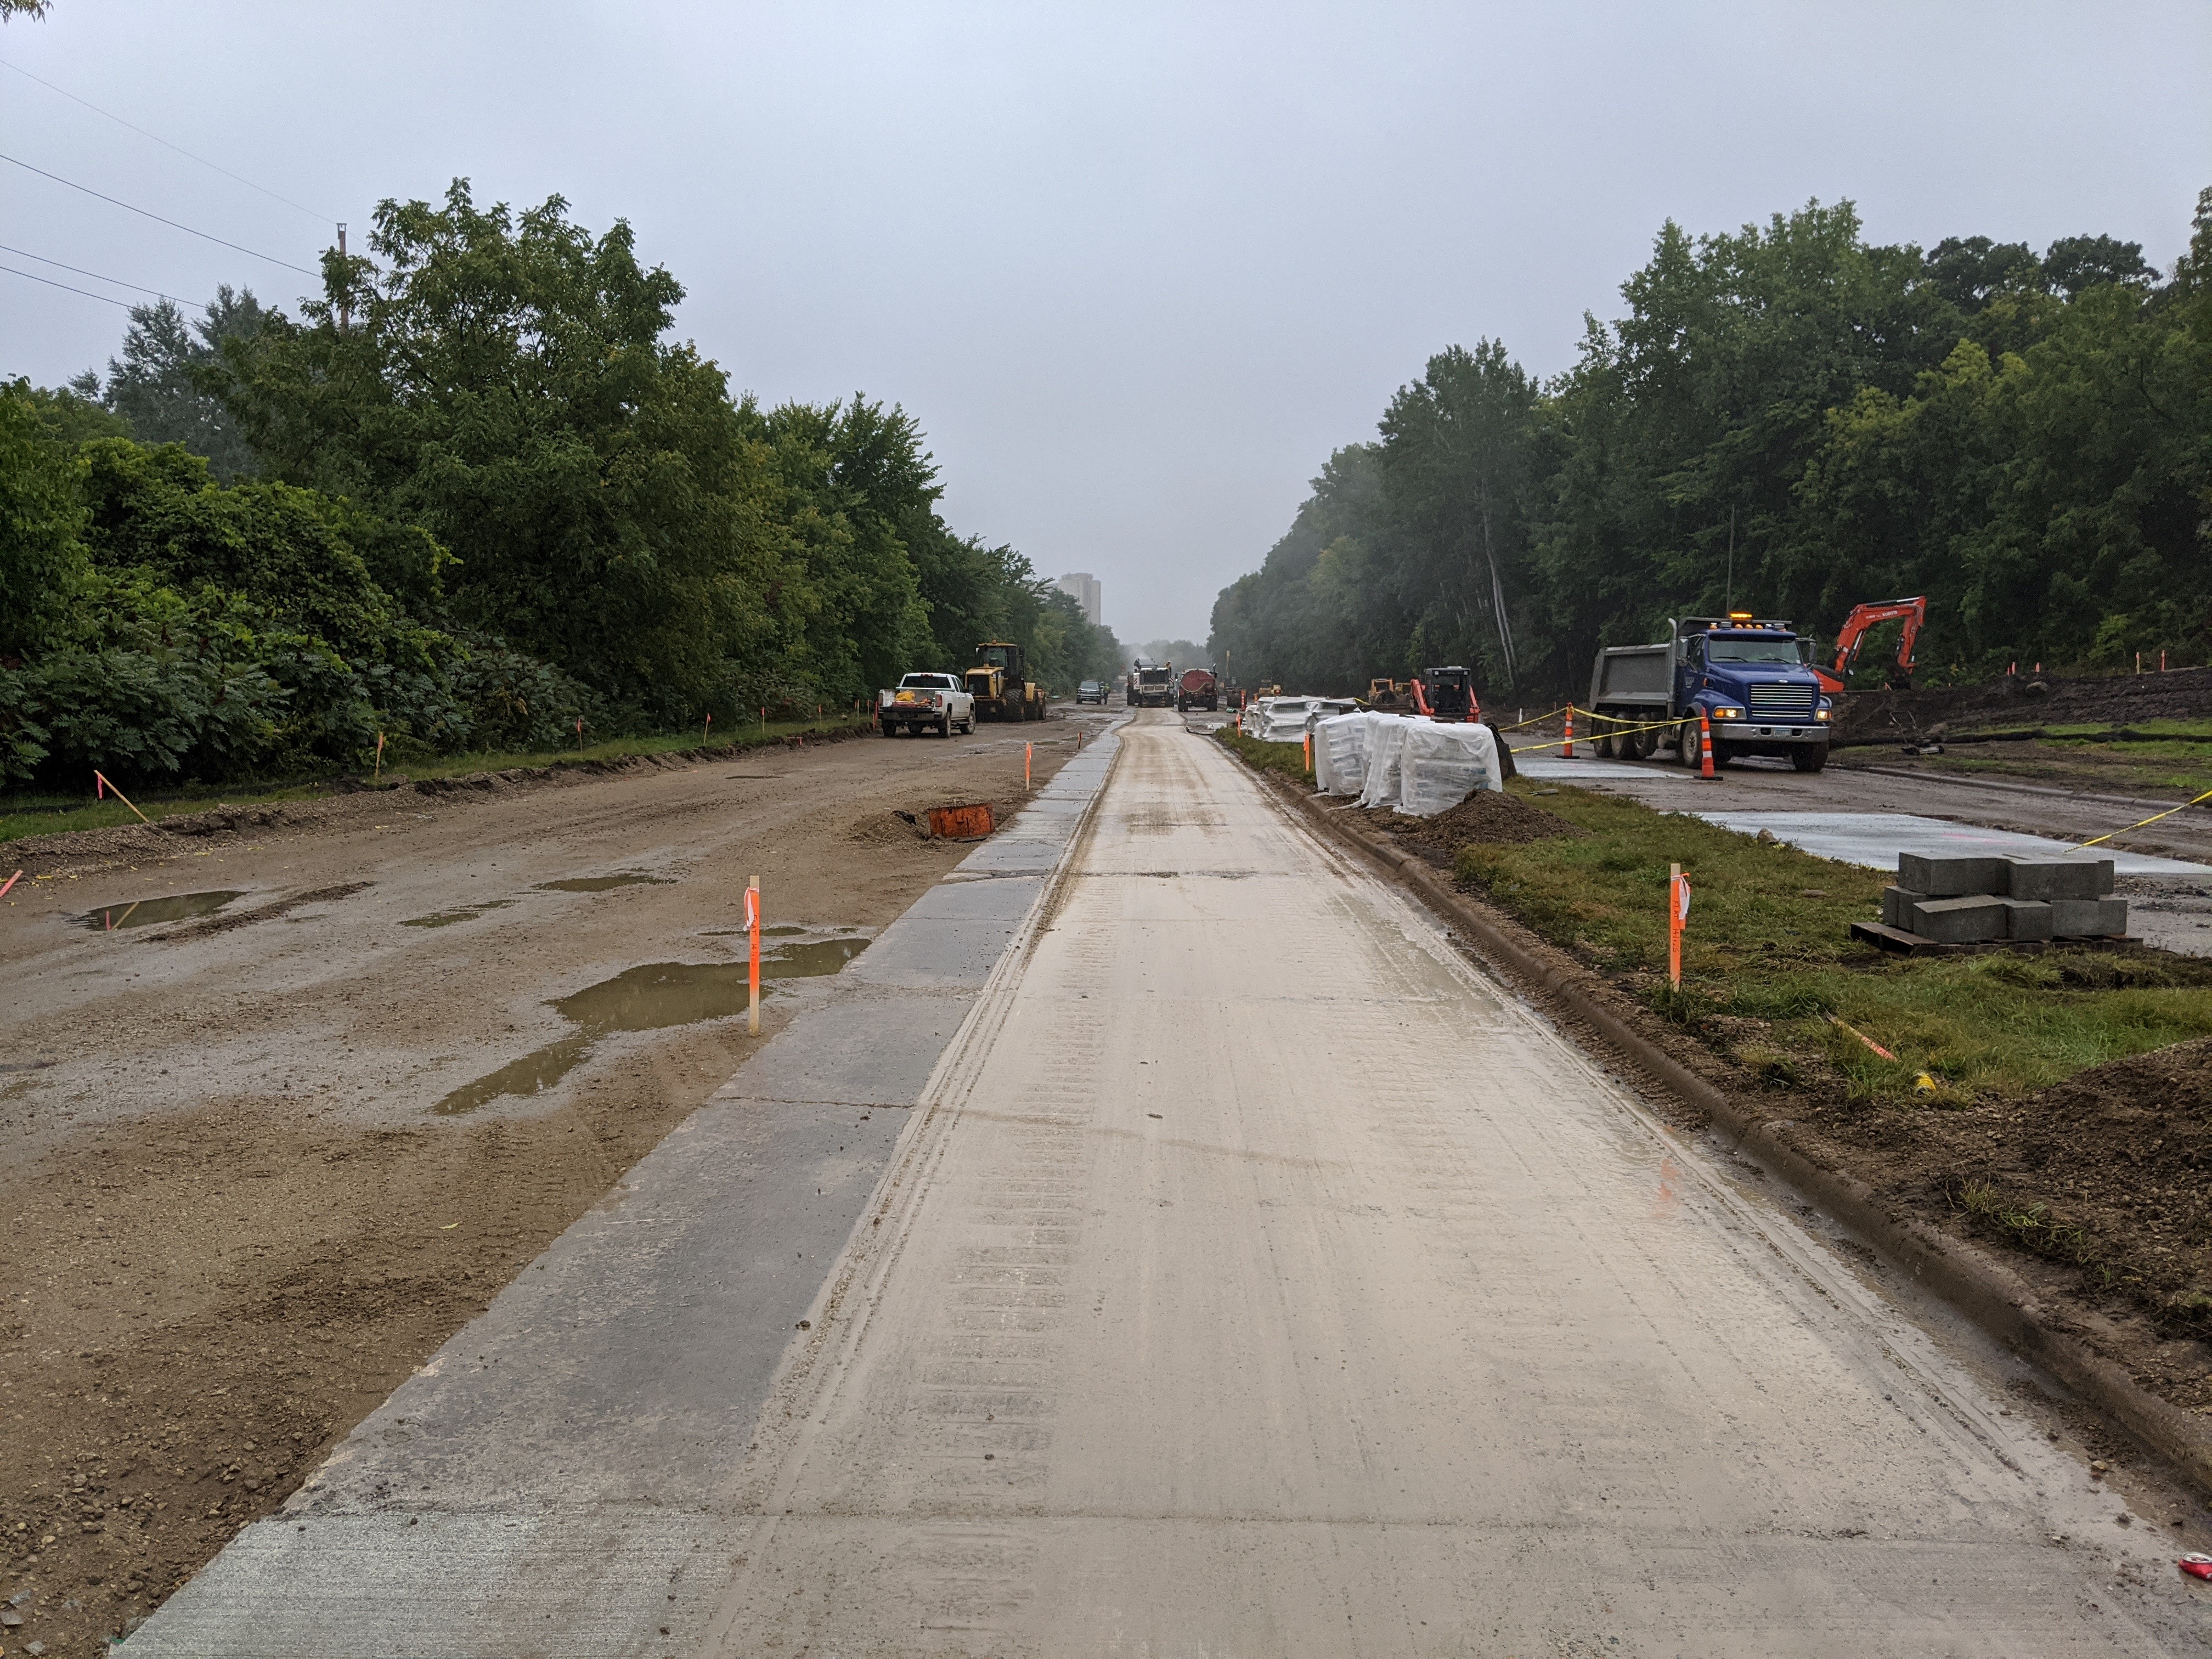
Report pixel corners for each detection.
[1881,852,2124,945]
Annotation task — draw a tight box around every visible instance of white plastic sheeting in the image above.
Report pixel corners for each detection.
[1312,712,1371,795]
[1397,720,1504,814]
[1357,715,1415,809]
[1239,696,1358,743]
[1317,713,1504,815]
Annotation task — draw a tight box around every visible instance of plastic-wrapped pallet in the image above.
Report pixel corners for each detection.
[1256,699,1316,742]
[1313,712,1372,794]
[1358,715,1415,809]
[1396,720,1504,815]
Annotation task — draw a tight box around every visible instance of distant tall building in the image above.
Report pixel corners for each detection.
[1056,572,1103,626]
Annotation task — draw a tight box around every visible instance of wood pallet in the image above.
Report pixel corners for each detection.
[1848,919,2141,958]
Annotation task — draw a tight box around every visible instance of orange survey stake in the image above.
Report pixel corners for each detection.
[746,877,761,1035]
[1667,864,1691,988]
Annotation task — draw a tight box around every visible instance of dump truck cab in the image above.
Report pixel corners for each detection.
[1676,617,1831,770]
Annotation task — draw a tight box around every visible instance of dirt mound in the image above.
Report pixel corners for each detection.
[1383,789,1586,855]
[1804,1029,2212,1354]
[844,812,927,846]
[1835,665,2212,743]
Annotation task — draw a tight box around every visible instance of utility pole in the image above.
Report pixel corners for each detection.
[1724,507,1736,613]
[336,223,349,332]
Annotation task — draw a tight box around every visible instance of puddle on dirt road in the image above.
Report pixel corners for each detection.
[433,933,871,1115]
[80,891,245,933]
[401,899,518,929]
[534,873,675,893]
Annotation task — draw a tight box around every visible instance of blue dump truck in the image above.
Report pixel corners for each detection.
[1585,614,1834,772]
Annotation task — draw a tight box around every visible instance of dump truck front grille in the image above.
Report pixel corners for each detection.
[1746,682,1816,720]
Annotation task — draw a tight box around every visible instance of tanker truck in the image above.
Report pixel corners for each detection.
[1176,667,1218,712]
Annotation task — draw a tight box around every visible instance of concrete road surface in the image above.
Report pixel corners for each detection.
[703,713,2199,1654]
[132,711,2207,1655]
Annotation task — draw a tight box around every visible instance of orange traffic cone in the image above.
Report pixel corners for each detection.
[1562,704,1575,759]
[1699,712,1717,780]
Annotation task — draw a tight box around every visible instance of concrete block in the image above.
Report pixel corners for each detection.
[2050,897,2128,938]
[1897,853,2008,897]
[1909,894,2011,944]
[1995,898,2053,942]
[2002,856,2114,901]
[1881,886,1928,929]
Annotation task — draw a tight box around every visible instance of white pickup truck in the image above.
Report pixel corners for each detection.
[878,672,976,738]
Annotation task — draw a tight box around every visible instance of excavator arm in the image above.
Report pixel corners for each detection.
[1815,597,1927,693]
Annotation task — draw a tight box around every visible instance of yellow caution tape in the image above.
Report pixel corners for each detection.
[1492,704,1570,731]
[1510,715,1692,755]
[2078,785,2212,849]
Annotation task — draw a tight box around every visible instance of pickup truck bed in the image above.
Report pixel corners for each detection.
[879,674,974,737]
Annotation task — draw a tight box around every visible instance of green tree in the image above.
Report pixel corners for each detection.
[0,379,89,661]
[213,180,784,718]
[1215,189,2212,695]
[83,289,265,479]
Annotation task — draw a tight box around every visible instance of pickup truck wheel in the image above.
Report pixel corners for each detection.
[1792,744,1829,773]
[938,715,952,738]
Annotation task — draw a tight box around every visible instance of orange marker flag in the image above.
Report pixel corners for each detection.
[94,770,151,824]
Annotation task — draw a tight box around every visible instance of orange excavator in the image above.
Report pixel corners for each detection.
[1812,597,1926,695]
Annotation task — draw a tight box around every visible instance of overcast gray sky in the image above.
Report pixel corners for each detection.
[4,2,2207,644]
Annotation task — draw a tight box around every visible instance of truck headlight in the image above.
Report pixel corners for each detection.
[1711,707,1743,720]
[1815,708,1832,721]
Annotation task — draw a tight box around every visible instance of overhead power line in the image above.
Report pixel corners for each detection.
[0,150,322,278]
[1,261,137,310]
[0,242,190,306]
[0,56,336,224]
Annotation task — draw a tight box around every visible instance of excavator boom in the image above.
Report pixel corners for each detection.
[1815,596,1927,694]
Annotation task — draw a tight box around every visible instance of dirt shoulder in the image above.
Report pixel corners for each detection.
[0,712,1113,1656]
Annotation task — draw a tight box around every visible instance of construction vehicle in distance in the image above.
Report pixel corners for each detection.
[1365,678,1413,710]
[1410,667,1481,723]
[1812,596,1927,695]
[1177,668,1218,712]
[966,641,1047,721]
[1587,614,1832,771]
[1128,658,1177,708]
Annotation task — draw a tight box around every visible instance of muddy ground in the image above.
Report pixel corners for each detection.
[0,712,1114,1655]
[1834,663,2212,745]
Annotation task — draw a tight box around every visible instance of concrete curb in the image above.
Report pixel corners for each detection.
[1245,755,2212,1498]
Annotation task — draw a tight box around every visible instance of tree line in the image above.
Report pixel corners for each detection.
[1209,191,2212,698]
[2,182,1123,789]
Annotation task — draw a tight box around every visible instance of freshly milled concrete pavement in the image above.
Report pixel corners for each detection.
[131,712,2208,1655]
